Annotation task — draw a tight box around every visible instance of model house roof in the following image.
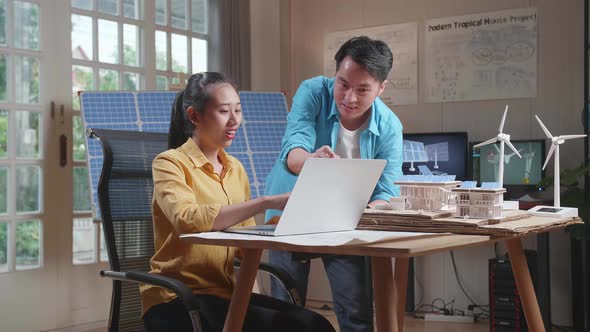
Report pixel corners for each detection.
[394,175,459,185]
[452,181,506,193]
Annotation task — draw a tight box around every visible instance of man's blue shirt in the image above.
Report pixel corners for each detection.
[264,76,403,220]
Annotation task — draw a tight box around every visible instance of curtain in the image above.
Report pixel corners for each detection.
[215,0,251,89]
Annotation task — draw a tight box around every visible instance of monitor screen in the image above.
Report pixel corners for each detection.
[470,139,545,193]
[402,132,469,180]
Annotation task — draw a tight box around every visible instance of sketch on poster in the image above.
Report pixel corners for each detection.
[324,22,418,106]
[425,8,537,102]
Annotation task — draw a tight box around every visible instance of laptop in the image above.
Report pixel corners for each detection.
[223,158,386,236]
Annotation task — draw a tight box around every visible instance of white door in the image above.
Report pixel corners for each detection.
[0,1,85,331]
[0,0,209,331]
[0,1,112,330]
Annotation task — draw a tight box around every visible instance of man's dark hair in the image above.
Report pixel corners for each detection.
[334,36,393,82]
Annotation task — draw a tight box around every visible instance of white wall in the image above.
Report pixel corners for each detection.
[250,0,583,325]
[250,0,282,91]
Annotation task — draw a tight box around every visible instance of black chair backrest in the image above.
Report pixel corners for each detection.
[90,128,169,332]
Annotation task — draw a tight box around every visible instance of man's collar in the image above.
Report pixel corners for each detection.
[329,99,380,136]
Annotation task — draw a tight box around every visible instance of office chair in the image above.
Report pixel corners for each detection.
[89,128,299,332]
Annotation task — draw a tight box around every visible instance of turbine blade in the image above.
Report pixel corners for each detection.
[543,144,556,170]
[535,115,553,139]
[474,137,498,149]
[499,105,508,133]
[505,140,522,158]
[559,134,587,140]
[507,149,523,157]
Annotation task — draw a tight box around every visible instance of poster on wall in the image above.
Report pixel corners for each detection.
[324,22,418,106]
[425,8,537,103]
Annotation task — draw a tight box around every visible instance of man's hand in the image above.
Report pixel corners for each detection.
[310,145,341,159]
[287,146,340,174]
[367,199,388,208]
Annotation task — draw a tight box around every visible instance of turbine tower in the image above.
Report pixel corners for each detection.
[535,115,586,207]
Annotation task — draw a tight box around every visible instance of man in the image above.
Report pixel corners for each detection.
[264,36,403,332]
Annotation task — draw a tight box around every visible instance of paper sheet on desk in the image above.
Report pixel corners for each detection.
[180,230,433,246]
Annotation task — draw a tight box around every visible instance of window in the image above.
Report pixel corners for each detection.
[0,0,43,272]
[71,0,145,264]
[155,0,208,90]
[70,0,210,264]
[71,3,144,100]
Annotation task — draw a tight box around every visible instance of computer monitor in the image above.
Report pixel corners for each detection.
[470,139,546,197]
[402,132,469,180]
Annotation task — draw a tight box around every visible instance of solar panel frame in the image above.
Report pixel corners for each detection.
[80,90,288,221]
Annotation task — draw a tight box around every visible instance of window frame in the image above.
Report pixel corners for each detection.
[69,0,212,265]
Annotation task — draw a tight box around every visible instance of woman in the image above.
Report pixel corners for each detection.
[140,72,335,332]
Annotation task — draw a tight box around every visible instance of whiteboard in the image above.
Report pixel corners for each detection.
[425,8,537,102]
[324,22,418,106]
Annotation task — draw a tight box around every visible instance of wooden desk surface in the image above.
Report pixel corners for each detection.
[182,232,500,258]
[182,214,579,258]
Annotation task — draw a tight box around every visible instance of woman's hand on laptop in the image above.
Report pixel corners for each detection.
[211,193,290,231]
[263,192,291,211]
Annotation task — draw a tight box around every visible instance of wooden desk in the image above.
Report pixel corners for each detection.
[183,232,546,332]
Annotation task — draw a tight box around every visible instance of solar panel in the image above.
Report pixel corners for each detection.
[137,92,178,126]
[403,139,428,162]
[481,182,501,189]
[237,92,289,198]
[81,92,137,125]
[396,174,457,183]
[80,91,288,220]
[425,142,449,162]
[417,165,433,176]
[460,181,478,188]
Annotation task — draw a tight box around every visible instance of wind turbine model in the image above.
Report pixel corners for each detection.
[473,106,522,188]
[528,115,586,217]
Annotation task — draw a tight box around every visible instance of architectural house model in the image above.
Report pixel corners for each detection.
[452,182,506,219]
[394,175,461,211]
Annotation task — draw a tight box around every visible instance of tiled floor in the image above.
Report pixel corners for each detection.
[44,321,107,332]
[47,299,576,332]
[305,300,490,332]
[47,300,492,332]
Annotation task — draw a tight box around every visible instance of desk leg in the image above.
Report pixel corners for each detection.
[223,248,262,332]
[505,238,545,332]
[536,232,551,330]
[394,258,409,332]
[372,256,397,332]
